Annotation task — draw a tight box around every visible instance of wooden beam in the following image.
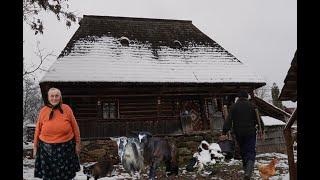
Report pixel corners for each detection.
[283,108,297,180]
[285,108,297,129]
[284,128,296,180]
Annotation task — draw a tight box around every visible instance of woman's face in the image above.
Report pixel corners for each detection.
[48,90,61,106]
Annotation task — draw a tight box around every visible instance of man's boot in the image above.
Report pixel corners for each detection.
[243,160,254,180]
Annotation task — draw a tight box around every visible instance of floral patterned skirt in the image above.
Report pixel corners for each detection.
[34,138,80,180]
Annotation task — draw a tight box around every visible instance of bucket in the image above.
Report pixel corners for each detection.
[218,139,235,160]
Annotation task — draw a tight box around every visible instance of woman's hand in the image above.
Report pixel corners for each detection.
[33,147,37,159]
[219,134,228,141]
[75,143,81,155]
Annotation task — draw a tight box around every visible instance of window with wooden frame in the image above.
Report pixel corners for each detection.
[101,100,119,119]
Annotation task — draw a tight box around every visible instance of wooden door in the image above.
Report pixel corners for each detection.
[180,100,203,131]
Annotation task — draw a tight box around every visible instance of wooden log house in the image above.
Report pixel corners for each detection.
[38,15,277,162]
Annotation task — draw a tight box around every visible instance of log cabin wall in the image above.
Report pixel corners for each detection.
[62,95,183,138]
[64,96,99,139]
[40,83,244,139]
[256,125,287,153]
[63,95,232,139]
[65,95,212,139]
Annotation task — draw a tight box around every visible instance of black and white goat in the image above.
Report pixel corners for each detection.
[138,132,179,180]
[186,140,225,173]
[110,136,144,177]
[110,136,127,163]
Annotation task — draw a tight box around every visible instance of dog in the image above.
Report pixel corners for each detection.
[208,142,225,162]
[186,140,225,173]
[110,136,144,177]
[138,131,178,180]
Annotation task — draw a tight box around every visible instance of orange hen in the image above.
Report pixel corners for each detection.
[257,158,279,180]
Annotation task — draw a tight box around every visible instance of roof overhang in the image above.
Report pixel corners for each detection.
[279,51,297,101]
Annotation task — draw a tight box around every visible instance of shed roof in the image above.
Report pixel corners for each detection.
[252,96,291,121]
[40,15,265,86]
[261,116,286,126]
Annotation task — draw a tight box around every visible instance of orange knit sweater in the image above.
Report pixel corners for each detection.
[33,104,80,147]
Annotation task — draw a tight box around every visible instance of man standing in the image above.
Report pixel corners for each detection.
[220,90,265,180]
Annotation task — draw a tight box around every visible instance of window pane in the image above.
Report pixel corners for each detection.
[103,103,110,119]
[109,102,116,119]
[207,101,215,116]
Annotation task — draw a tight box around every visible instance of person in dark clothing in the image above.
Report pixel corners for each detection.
[220,90,265,180]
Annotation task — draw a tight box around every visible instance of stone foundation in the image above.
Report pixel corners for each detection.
[79,131,220,165]
[164,131,218,165]
[79,138,120,164]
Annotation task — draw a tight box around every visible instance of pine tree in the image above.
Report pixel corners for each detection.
[271,83,284,109]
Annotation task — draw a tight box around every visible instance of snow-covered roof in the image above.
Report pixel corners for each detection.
[261,116,286,126]
[253,96,291,120]
[40,15,265,85]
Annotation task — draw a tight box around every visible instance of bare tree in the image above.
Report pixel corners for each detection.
[23,42,55,141]
[23,0,78,35]
[23,41,56,78]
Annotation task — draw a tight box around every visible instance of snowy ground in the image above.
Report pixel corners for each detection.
[23,149,296,180]
[23,141,33,150]
[253,152,297,180]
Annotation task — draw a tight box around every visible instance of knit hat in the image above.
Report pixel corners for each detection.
[237,90,248,98]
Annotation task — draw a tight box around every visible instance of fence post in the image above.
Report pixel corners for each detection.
[283,108,297,180]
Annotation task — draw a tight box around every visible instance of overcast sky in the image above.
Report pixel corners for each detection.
[23,0,297,106]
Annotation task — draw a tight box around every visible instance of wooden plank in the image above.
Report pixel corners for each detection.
[117,116,158,120]
[74,104,97,108]
[76,107,98,111]
[120,110,158,114]
[76,114,97,118]
[63,92,243,98]
[283,108,297,180]
[119,106,157,110]
[159,106,174,110]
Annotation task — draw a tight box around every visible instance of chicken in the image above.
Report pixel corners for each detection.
[257,158,279,180]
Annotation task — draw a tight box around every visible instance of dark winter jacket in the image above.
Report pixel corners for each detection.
[222,98,264,136]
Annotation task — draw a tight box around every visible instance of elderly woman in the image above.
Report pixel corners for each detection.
[33,87,81,179]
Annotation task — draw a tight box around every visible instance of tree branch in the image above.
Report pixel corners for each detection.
[23,0,77,34]
[23,41,56,76]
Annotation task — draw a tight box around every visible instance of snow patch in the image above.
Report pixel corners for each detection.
[23,141,34,150]
[225,158,241,166]
[261,116,286,126]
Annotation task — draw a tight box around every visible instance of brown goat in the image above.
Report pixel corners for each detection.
[138,132,178,179]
